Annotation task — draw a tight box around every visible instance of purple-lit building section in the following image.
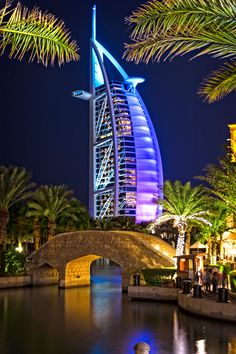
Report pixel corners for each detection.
[73,6,163,222]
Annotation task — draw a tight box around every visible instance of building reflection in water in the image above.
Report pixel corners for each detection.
[64,286,92,333]
[90,260,122,332]
[1,263,236,354]
[173,310,188,354]
[228,338,236,354]
[195,339,207,354]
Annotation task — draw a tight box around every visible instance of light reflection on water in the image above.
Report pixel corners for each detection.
[0,262,235,354]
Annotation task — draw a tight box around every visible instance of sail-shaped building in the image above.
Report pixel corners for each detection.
[73,6,163,222]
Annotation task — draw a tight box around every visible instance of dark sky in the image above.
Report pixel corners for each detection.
[1,0,235,207]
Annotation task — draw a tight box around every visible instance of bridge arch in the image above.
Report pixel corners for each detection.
[27,230,175,291]
[64,255,101,288]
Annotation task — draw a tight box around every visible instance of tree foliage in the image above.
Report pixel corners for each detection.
[124,0,236,102]
[91,217,115,231]
[113,216,144,231]
[26,185,78,239]
[153,180,210,228]
[56,198,90,232]
[0,166,34,275]
[150,180,211,255]
[0,166,35,211]
[0,0,79,66]
[151,219,178,246]
[5,245,26,275]
[198,206,228,261]
[7,202,33,244]
[198,157,236,215]
[198,208,228,243]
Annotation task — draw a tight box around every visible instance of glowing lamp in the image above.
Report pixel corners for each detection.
[15,243,23,253]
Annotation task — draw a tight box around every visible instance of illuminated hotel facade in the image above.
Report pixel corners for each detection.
[73,6,163,222]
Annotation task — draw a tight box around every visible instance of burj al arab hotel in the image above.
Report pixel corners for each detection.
[73,6,163,222]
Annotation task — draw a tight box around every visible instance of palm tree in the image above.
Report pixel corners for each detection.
[56,198,90,232]
[149,180,211,256]
[32,217,41,251]
[7,202,34,248]
[124,0,236,103]
[151,219,179,247]
[198,208,228,264]
[92,217,115,231]
[0,166,35,275]
[26,185,78,241]
[0,0,78,66]
[198,156,236,215]
[113,216,142,231]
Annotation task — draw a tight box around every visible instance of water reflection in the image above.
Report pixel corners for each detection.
[228,338,236,354]
[195,339,207,354]
[173,310,188,354]
[90,263,122,332]
[0,263,235,354]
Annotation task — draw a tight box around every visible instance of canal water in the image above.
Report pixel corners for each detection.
[0,262,235,354]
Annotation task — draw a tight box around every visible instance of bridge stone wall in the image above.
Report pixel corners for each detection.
[32,264,59,286]
[114,231,176,258]
[27,231,175,291]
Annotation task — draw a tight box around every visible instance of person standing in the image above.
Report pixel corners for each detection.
[222,269,228,288]
[203,270,211,293]
[212,271,218,293]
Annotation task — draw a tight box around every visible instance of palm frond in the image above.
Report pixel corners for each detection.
[127,0,236,39]
[124,29,236,64]
[0,0,12,26]
[156,180,209,228]
[0,2,79,66]
[27,184,76,222]
[197,157,236,214]
[0,166,35,209]
[199,61,236,102]
[124,0,236,102]
[199,208,227,241]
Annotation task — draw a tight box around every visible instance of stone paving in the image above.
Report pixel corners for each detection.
[178,289,236,322]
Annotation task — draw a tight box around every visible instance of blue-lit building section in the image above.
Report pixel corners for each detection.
[74,6,163,222]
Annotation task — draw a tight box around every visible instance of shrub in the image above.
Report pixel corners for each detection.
[142,268,176,286]
[5,246,26,276]
[229,270,236,293]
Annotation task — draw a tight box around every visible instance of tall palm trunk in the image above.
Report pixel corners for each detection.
[33,218,41,250]
[176,223,186,256]
[219,234,224,260]
[0,209,9,275]
[176,232,185,256]
[211,242,217,265]
[207,239,212,261]
[185,227,192,255]
[176,222,188,256]
[48,220,56,241]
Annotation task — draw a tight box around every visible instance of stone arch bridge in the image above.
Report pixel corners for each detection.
[26,230,175,291]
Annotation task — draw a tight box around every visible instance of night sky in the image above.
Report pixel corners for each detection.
[1,0,235,207]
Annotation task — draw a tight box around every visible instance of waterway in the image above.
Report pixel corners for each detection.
[0,262,235,354]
